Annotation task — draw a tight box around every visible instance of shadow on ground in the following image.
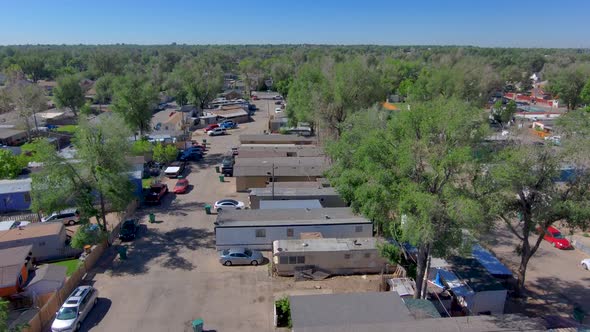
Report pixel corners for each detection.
[92,226,214,276]
[80,298,112,331]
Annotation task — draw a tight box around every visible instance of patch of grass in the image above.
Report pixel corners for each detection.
[50,259,81,277]
[142,177,154,189]
[55,125,78,134]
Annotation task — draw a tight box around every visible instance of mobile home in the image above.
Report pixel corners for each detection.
[0,222,80,262]
[214,208,373,250]
[249,186,346,209]
[273,237,388,276]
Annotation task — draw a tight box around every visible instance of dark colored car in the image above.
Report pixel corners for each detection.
[119,219,139,241]
[145,183,168,204]
[179,148,203,161]
[221,156,234,176]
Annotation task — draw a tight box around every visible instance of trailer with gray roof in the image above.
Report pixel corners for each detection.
[214,208,372,250]
[249,186,346,209]
[272,237,388,276]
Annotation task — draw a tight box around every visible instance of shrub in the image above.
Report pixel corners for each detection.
[132,139,153,155]
[275,296,292,328]
[70,223,107,249]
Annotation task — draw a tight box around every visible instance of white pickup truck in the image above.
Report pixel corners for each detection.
[164,161,186,178]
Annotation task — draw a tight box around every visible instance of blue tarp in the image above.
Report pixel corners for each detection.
[432,268,474,298]
[472,244,513,277]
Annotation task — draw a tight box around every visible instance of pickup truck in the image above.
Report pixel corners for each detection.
[145,183,168,204]
[179,148,203,161]
[164,161,186,178]
[221,156,235,176]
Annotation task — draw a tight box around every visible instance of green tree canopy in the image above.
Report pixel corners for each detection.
[327,98,488,298]
[0,149,24,179]
[53,74,85,117]
[111,74,158,137]
[153,143,178,164]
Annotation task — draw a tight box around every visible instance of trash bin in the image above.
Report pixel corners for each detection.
[192,319,204,332]
[215,165,220,173]
[219,175,224,183]
[149,213,156,223]
[117,246,128,260]
[202,139,207,146]
[205,205,212,215]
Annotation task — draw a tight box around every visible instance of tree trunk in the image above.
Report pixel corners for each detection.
[99,192,107,232]
[414,243,430,299]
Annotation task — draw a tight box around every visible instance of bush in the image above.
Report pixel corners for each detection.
[275,296,292,328]
[153,143,178,164]
[132,139,153,155]
[0,149,25,179]
[70,223,107,249]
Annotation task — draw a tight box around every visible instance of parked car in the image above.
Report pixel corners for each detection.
[221,156,235,176]
[208,127,227,136]
[231,147,239,156]
[204,124,219,132]
[581,258,590,270]
[119,219,139,241]
[273,95,283,100]
[219,247,264,266]
[179,148,203,161]
[173,178,189,194]
[275,108,282,114]
[219,120,238,129]
[42,209,80,226]
[164,161,186,178]
[251,95,259,100]
[51,286,99,332]
[274,100,282,105]
[213,199,245,212]
[145,183,168,204]
[538,226,572,249]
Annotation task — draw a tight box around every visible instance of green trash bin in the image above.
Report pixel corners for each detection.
[149,213,156,223]
[118,246,128,260]
[204,205,212,215]
[219,175,225,183]
[215,165,220,173]
[202,139,207,146]
[192,319,204,332]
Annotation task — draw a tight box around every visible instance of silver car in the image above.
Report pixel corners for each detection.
[219,248,264,266]
[51,286,99,332]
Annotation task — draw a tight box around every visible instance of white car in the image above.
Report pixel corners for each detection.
[208,127,227,136]
[213,199,245,212]
[582,258,590,270]
[51,286,99,332]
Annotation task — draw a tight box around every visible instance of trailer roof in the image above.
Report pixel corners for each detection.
[250,186,339,196]
[273,237,381,253]
[215,208,371,228]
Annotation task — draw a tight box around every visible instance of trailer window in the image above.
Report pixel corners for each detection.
[296,256,305,264]
[286,228,294,237]
[364,253,371,258]
[288,256,297,264]
[279,256,288,264]
[344,254,351,259]
[255,229,266,238]
[355,226,363,233]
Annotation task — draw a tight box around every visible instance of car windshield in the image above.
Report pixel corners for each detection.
[552,232,563,239]
[122,223,134,230]
[56,306,77,320]
[222,250,230,256]
[244,249,252,257]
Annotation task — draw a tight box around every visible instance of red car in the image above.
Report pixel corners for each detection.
[539,226,571,249]
[145,183,168,204]
[251,95,259,100]
[173,179,189,194]
[204,124,219,132]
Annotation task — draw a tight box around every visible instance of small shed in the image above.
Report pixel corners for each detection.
[0,128,27,146]
[0,178,32,213]
[25,264,66,296]
[0,245,33,297]
[259,199,322,210]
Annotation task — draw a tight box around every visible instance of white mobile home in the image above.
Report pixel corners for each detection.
[214,208,373,250]
[249,186,346,209]
[0,222,80,262]
[273,237,388,276]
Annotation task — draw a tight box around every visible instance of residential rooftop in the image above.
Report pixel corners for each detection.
[215,207,370,228]
[448,256,505,292]
[259,199,323,210]
[234,156,329,177]
[0,178,32,195]
[274,237,381,253]
[239,134,316,144]
[0,245,32,288]
[0,222,63,243]
[250,186,339,197]
[0,128,26,140]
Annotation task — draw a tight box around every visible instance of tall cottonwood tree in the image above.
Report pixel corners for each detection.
[31,116,134,231]
[112,74,158,137]
[328,98,488,298]
[53,74,85,117]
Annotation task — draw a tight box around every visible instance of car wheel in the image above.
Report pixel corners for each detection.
[553,242,557,248]
[94,298,98,305]
[584,263,589,270]
[224,261,232,266]
[217,208,222,213]
[251,260,259,266]
[236,207,241,210]
[68,220,75,226]
[76,322,81,331]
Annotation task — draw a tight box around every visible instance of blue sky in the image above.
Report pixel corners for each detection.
[1,0,589,47]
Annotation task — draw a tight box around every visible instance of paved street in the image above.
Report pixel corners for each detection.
[80,99,276,332]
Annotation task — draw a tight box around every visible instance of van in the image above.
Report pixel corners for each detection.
[41,209,80,226]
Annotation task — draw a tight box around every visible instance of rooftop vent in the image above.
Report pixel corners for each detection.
[302,243,309,247]
[353,240,362,246]
[325,215,330,219]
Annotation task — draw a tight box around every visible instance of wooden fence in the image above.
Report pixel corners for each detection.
[21,200,138,332]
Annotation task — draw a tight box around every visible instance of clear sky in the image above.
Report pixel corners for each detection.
[1,0,589,47]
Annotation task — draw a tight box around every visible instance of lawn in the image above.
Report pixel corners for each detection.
[55,124,78,134]
[50,259,81,277]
